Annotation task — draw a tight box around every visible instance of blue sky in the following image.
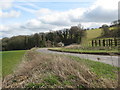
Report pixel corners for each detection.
[2,2,93,25]
[0,0,119,38]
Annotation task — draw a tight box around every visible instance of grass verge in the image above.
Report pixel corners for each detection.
[2,49,118,88]
[48,48,119,55]
[69,56,119,80]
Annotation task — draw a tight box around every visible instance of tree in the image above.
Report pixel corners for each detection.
[111,20,120,25]
[33,33,40,47]
[101,24,109,37]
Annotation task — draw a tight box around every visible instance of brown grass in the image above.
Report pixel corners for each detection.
[2,49,117,88]
[65,44,82,49]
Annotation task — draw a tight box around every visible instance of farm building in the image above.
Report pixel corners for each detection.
[57,42,64,47]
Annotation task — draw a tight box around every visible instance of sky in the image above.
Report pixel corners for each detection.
[0,0,119,38]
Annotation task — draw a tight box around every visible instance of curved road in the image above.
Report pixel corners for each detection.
[36,48,119,67]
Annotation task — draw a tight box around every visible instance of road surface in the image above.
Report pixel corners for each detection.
[36,48,120,67]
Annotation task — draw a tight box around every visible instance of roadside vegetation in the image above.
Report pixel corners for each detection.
[2,50,26,77]
[48,46,119,55]
[2,49,118,88]
[70,56,119,80]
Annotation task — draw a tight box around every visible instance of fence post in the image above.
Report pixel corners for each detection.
[92,40,94,47]
[103,39,105,46]
[95,40,97,46]
[111,39,113,46]
[98,40,101,46]
[106,39,109,46]
[114,38,117,46]
[108,39,111,46]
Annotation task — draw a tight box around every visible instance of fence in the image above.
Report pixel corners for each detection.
[91,38,120,47]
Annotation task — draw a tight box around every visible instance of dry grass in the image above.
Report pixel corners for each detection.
[65,44,82,49]
[2,49,117,88]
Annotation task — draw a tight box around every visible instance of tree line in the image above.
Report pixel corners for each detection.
[1,25,85,51]
[100,23,120,38]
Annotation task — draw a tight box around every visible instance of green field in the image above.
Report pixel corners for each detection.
[82,28,103,45]
[82,26,117,45]
[2,50,26,77]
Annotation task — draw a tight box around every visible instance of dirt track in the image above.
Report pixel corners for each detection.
[36,48,119,67]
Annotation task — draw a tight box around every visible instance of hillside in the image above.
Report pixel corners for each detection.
[81,26,118,46]
[82,28,102,45]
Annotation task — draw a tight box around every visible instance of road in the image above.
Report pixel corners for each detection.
[36,48,119,67]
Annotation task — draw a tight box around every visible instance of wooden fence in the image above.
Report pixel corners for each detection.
[91,38,120,47]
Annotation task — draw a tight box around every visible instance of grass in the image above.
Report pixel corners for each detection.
[82,28,103,45]
[70,56,119,80]
[81,26,117,45]
[26,83,46,88]
[86,28,102,40]
[49,48,118,54]
[2,50,26,77]
[3,50,118,88]
[44,75,60,86]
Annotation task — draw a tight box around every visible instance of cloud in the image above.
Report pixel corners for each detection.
[1,0,119,38]
[81,7,117,23]
[21,19,64,31]
[0,24,37,38]
[0,10,21,18]
[0,25,10,32]
[91,0,118,10]
[37,8,85,26]
[35,8,53,16]
[36,0,118,26]
[0,0,14,9]
[14,5,36,13]
[81,0,118,22]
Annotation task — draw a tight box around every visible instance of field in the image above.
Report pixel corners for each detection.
[81,26,117,45]
[82,28,103,45]
[2,50,26,77]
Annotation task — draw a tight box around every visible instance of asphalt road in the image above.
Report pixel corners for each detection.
[36,48,120,67]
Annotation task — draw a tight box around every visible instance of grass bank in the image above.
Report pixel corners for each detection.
[70,56,119,80]
[48,48,119,55]
[3,49,118,88]
[2,50,26,77]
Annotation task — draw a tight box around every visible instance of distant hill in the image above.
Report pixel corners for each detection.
[81,26,119,45]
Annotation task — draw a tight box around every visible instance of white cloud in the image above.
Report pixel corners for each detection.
[14,5,36,13]
[35,8,53,16]
[0,0,14,9]
[37,8,85,26]
[0,10,21,18]
[91,0,118,10]
[0,25,10,32]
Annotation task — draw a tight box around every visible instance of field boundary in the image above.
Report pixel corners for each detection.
[48,48,120,56]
